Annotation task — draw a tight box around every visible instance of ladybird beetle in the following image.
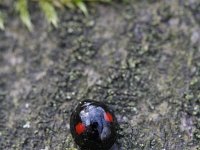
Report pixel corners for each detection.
[70,99,118,150]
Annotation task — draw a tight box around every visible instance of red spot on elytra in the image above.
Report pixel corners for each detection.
[75,122,86,135]
[104,112,113,122]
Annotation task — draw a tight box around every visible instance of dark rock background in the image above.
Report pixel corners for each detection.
[0,0,200,149]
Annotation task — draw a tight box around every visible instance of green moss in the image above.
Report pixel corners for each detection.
[0,11,4,29]
[0,0,112,31]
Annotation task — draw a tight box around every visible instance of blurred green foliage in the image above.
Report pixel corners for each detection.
[0,0,112,31]
[0,11,4,30]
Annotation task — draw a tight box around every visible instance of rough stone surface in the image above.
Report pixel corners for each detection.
[0,0,200,149]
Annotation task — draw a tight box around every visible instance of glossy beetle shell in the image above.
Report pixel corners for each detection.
[70,100,118,150]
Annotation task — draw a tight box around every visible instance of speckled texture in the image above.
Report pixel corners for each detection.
[0,0,200,149]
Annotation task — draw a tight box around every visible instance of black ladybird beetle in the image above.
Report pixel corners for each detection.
[70,99,118,150]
